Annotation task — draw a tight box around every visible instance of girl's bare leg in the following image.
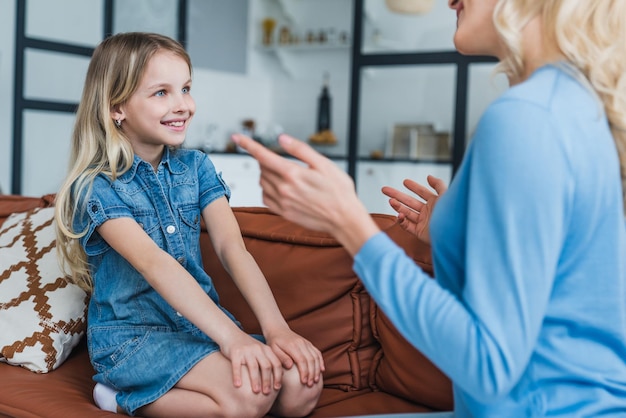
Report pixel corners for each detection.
[270,366,323,418]
[137,351,279,418]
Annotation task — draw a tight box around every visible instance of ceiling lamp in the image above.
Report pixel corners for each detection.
[385,0,435,14]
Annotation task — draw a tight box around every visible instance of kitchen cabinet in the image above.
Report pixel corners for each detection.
[357,161,452,215]
[209,154,264,208]
[209,153,348,209]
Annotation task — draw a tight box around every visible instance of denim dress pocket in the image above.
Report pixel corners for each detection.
[177,205,201,259]
[89,325,169,388]
[134,210,163,248]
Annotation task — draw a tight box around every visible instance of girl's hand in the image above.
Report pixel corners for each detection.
[264,328,325,388]
[381,175,447,245]
[222,333,284,394]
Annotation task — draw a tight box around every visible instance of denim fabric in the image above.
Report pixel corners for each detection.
[75,148,247,415]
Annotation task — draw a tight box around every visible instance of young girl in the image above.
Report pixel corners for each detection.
[55,32,323,417]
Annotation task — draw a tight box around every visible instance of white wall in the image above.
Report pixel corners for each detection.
[363,0,456,52]
[185,69,274,152]
[467,63,509,141]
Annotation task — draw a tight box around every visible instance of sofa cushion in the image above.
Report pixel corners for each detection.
[202,207,379,391]
[312,388,435,417]
[0,341,117,417]
[368,222,453,411]
[0,206,88,373]
[370,307,453,411]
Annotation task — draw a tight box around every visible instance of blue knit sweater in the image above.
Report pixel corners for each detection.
[355,64,626,417]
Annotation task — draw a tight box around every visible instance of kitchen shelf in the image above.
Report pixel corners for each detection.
[256,43,351,53]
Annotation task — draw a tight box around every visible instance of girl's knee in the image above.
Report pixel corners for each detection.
[294,381,323,417]
[224,390,277,418]
[273,369,323,417]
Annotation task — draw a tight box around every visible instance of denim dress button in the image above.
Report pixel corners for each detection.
[166,225,176,234]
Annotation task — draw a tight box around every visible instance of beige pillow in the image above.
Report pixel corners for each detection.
[0,207,88,373]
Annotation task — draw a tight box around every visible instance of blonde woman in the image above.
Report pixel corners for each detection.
[233,0,626,416]
[55,32,323,417]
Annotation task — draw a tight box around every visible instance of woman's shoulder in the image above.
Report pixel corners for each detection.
[477,64,601,143]
[498,63,598,114]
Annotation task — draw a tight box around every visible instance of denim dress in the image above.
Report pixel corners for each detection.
[75,148,248,415]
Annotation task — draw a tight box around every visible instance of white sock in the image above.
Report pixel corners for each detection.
[93,382,119,413]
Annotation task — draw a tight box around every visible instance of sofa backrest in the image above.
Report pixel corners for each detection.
[202,207,452,410]
[0,194,54,226]
[0,196,452,411]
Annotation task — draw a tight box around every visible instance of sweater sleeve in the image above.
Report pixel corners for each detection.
[354,97,572,402]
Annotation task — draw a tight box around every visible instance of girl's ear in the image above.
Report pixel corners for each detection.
[110,104,125,125]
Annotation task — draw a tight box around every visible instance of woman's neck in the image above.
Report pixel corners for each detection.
[510,16,565,85]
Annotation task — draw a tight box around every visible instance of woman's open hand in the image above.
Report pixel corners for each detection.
[381,175,447,245]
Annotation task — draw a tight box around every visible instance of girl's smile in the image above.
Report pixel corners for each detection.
[162,118,188,131]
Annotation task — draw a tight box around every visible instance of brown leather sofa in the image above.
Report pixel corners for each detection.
[0,194,452,417]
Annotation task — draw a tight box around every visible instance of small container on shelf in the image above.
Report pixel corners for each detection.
[278,26,292,45]
[261,17,277,46]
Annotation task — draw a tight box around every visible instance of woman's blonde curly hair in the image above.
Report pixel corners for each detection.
[55,32,191,292]
[493,0,626,216]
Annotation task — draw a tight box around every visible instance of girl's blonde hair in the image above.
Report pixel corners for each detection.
[55,32,191,292]
[493,0,626,216]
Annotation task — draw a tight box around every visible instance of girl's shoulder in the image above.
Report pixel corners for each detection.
[169,147,210,166]
[170,148,206,160]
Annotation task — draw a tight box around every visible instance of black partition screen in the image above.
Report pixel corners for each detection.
[10,0,187,195]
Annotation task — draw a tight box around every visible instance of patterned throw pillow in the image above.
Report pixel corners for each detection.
[0,207,88,373]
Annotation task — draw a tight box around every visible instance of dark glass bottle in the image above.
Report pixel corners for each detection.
[317,72,331,132]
